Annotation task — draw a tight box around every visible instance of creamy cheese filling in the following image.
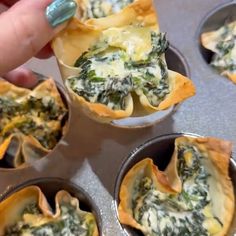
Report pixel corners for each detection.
[210,21,236,74]
[0,95,67,150]
[5,202,96,236]
[68,27,169,110]
[131,145,222,236]
[82,0,134,20]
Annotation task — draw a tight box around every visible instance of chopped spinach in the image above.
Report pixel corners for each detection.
[210,21,236,74]
[5,202,97,236]
[22,203,42,215]
[131,143,217,235]
[216,39,234,55]
[150,32,169,57]
[177,144,202,181]
[83,0,134,20]
[25,96,66,120]
[33,128,62,150]
[71,31,170,109]
[0,98,20,117]
[0,95,67,151]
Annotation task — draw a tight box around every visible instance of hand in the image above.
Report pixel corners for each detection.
[0,0,77,88]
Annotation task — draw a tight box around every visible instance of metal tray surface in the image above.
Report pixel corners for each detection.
[0,0,235,235]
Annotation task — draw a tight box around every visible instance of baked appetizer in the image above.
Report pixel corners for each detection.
[0,186,98,235]
[118,136,234,235]
[74,0,155,28]
[0,79,68,168]
[77,0,135,21]
[52,0,195,122]
[201,20,236,83]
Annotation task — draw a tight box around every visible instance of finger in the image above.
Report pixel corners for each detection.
[1,0,18,7]
[3,67,38,88]
[1,1,53,60]
[0,0,77,76]
[36,43,53,59]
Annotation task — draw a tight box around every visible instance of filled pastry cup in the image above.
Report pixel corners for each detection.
[0,178,99,236]
[52,1,195,124]
[0,78,69,169]
[199,2,236,84]
[115,133,235,235]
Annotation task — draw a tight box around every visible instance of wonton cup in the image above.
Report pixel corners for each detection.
[118,136,234,235]
[53,0,158,67]
[201,21,236,84]
[0,186,98,236]
[0,79,68,168]
[52,0,195,123]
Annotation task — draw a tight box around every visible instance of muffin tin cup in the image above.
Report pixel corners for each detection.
[0,177,102,234]
[0,74,71,171]
[198,1,236,78]
[58,45,190,128]
[114,133,236,235]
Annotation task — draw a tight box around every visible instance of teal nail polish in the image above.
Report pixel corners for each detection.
[46,0,77,28]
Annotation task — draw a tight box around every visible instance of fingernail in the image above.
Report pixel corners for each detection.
[46,0,77,28]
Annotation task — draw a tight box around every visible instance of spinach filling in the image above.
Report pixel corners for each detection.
[131,144,220,236]
[0,96,66,121]
[69,50,133,110]
[5,202,96,236]
[210,22,236,73]
[0,96,67,149]
[69,32,169,110]
[83,0,134,19]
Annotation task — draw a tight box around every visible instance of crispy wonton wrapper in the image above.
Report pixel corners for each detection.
[118,136,234,235]
[0,186,98,236]
[52,0,195,122]
[201,21,236,84]
[0,79,68,168]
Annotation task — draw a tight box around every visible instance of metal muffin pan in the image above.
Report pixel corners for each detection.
[0,0,235,235]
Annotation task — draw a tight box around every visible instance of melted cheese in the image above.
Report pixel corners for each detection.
[184,150,193,167]
[70,26,170,109]
[1,116,28,136]
[90,54,128,78]
[203,218,222,234]
[101,1,112,15]
[102,26,152,61]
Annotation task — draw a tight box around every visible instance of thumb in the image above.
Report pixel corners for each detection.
[0,0,77,76]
